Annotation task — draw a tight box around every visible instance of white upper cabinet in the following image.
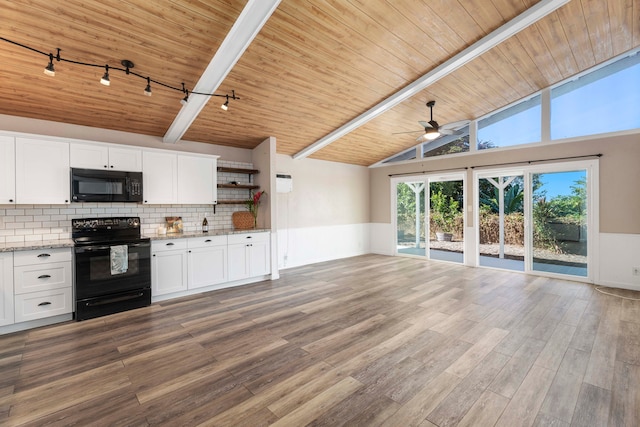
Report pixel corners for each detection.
[142,150,178,204]
[15,138,70,204]
[177,154,218,205]
[0,136,15,204]
[70,142,142,171]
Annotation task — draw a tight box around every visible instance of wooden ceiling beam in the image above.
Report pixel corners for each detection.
[163,0,281,144]
[292,0,570,161]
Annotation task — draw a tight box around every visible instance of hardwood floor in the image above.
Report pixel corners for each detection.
[1,254,639,426]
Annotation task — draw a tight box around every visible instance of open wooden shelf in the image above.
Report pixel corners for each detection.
[216,200,248,205]
[217,184,260,190]
[217,167,260,175]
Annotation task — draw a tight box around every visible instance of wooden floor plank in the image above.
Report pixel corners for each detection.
[0,254,638,426]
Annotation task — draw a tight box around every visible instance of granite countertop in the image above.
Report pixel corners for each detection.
[0,239,75,253]
[0,230,270,252]
[145,228,270,241]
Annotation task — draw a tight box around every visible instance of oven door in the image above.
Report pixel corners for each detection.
[74,241,151,301]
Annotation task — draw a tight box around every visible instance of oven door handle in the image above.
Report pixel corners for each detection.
[76,246,111,252]
[128,242,150,248]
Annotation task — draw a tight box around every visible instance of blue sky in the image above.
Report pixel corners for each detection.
[536,170,585,199]
[477,54,640,147]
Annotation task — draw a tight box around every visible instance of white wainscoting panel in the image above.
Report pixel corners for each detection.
[369,223,394,256]
[277,223,370,269]
[599,232,640,291]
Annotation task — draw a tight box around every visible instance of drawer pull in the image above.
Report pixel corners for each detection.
[166,242,175,246]
[38,274,51,279]
[246,236,253,239]
[38,301,52,307]
[205,239,212,243]
[37,253,51,258]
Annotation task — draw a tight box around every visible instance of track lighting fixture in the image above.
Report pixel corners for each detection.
[1,37,239,108]
[144,77,152,96]
[100,65,110,86]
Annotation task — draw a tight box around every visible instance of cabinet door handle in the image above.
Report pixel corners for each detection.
[38,301,52,307]
[37,274,51,279]
[8,199,13,203]
[166,243,174,246]
[37,253,51,258]
[246,236,253,239]
[153,254,156,257]
[205,239,212,243]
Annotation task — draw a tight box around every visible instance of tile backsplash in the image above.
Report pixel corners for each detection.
[0,160,259,243]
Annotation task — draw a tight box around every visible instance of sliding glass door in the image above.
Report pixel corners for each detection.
[477,173,525,271]
[531,170,588,276]
[475,160,596,281]
[428,175,464,263]
[395,180,426,256]
[394,173,465,263]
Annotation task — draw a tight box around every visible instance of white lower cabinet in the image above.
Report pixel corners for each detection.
[228,232,270,281]
[14,288,73,323]
[0,253,14,327]
[12,248,72,323]
[151,232,270,299]
[151,239,188,296]
[188,235,227,289]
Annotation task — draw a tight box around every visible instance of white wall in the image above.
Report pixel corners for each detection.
[275,154,370,269]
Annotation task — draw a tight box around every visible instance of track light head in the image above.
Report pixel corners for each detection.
[44,53,55,76]
[100,64,110,86]
[221,95,229,111]
[144,77,152,96]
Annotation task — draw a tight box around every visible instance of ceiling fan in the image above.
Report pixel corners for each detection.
[394,100,469,143]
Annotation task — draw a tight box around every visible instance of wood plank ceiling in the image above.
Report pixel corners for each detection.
[1,0,639,166]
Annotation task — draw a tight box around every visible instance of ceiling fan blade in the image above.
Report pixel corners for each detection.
[418,120,434,129]
[392,130,423,135]
[439,129,462,136]
[440,119,471,130]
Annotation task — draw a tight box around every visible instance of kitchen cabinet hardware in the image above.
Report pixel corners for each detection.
[38,301,52,306]
[37,254,51,258]
[37,275,51,279]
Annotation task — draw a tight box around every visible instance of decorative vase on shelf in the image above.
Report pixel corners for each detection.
[232,211,255,230]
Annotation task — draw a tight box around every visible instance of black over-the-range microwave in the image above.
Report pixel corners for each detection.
[70,168,143,203]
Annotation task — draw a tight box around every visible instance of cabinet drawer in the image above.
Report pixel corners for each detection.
[14,261,72,294]
[187,235,227,248]
[14,288,73,322]
[228,232,269,245]
[14,248,72,266]
[152,239,188,252]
